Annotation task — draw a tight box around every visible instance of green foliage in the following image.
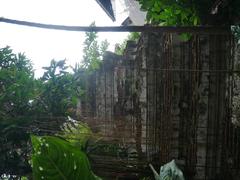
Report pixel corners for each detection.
[0,39,109,176]
[33,59,79,116]
[58,117,127,159]
[0,46,33,74]
[41,59,68,81]
[232,26,240,44]
[0,46,35,118]
[58,117,94,150]
[21,176,28,180]
[137,0,199,41]
[31,135,101,180]
[70,63,88,99]
[115,41,127,55]
[137,0,240,26]
[128,32,141,41]
[0,47,35,175]
[149,160,184,180]
[0,47,85,175]
[115,32,140,55]
[137,0,199,26]
[0,117,32,176]
[82,22,109,71]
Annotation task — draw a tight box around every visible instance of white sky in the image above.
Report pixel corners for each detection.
[0,0,129,77]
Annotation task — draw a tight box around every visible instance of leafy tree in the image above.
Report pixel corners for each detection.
[82,22,109,71]
[0,46,35,176]
[67,22,111,116]
[137,0,199,26]
[34,59,79,117]
[41,59,68,81]
[0,22,110,177]
[0,46,35,118]
[137,0,240,26]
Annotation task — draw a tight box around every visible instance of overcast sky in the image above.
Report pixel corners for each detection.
[0,0,128,77]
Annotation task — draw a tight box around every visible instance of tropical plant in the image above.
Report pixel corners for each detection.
[70,63,88,100]
[149,160,185,180]
[137,0,199,26]
[58,117,131,160]
[31,135,101,180]
[0,46,35,176]
[0,46,35,118]
[137,0,240,26]
[58,117,95,150]
[82,22,109,71]
[0,116,33,175]
[33,59,79,116]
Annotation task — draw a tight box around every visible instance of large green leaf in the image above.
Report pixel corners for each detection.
[149,160,185,180]
[31,135,101,180]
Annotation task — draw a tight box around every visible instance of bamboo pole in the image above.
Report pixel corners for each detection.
[0,17,231,34]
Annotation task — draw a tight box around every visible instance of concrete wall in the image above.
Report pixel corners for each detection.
[83,32,236,180]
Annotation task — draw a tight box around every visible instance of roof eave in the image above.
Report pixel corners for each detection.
[95,0,116,21]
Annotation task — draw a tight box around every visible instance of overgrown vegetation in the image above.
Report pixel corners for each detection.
[232,26,240,44]
[115,32,140,55]
[0,47,35,118]
[1,2,240,178]
[136,0,240,41]
[137,0,199,26]
[35,59,79,117]
[58,117,95,150]
[137,0,240,25]
[31,135,101,180]
[0,22,109,177]
[0,47,35,176]
[82,22,109,71]
[149,160,184,180]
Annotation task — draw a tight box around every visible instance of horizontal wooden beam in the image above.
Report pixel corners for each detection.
[0,17,231,34]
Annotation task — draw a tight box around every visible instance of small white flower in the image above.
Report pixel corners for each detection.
[45,143,49,147]
[37,151,41,155]
[41,176,44,179]
[39,166,43,171]
[64,153,67,157]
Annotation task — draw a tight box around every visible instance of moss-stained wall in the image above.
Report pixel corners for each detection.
[83,32,237,180]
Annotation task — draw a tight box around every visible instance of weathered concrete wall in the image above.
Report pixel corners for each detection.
[82,32,236,180]
[133,33,234,180]
[94,50,136,140]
